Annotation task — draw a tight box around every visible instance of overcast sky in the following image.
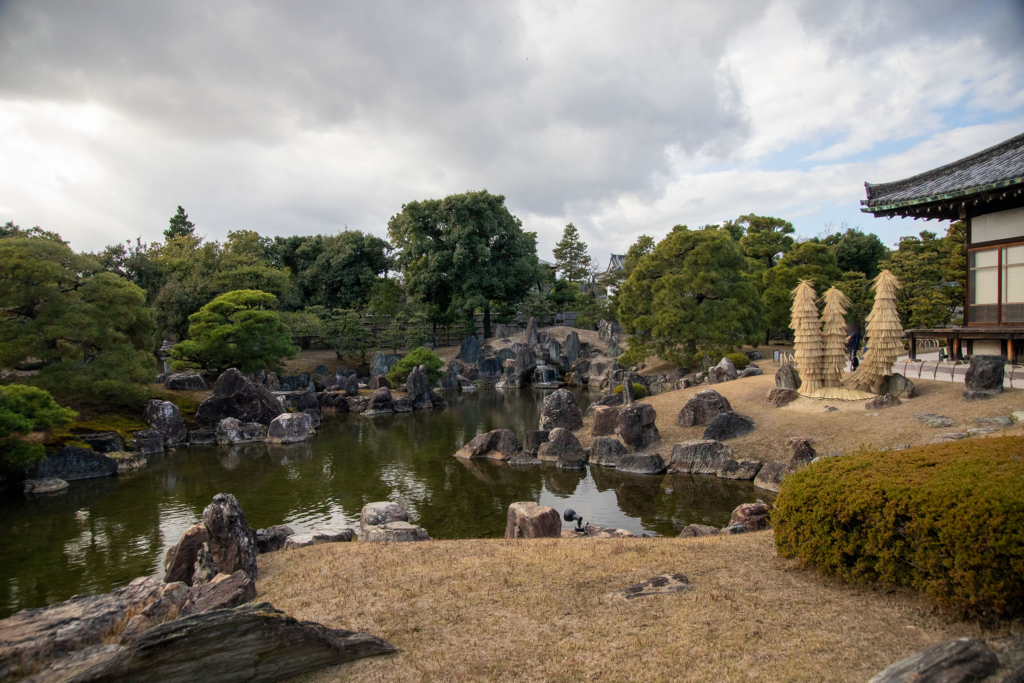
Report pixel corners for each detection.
[1,0,1023,263]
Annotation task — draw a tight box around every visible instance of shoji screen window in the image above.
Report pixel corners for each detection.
[1002,245,1024,323]
[969,248,998,323]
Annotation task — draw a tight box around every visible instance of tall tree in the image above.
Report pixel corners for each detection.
[552,223,592,283]
[878,230,956,328]
[738,214,795,269]
[617,226,764,368]
[819,227,889,279]
[388,190,538,339]
[164,206,196,241]
[761,241,843,338]
[605,234,656,319]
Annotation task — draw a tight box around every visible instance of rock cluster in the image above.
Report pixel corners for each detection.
[196,369,283,426]
[360,501,430,542]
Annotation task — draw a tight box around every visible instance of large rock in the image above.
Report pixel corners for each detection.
[359,501,408,536]
[0,576,164,680]
[539,388,583,431]
[31,447,117,481]
[362,521,431,543]
[405,365,434,409]
[524,316,539,345]
[591,406,620,436]
[343,374,360,396]
[524,430,549,455]
[556,451,586,470]
[362,387,396,416]
[200,493,258,581]
[589,437,628,467]
[454,429,521,460]
[706,357,738,384]
[617,452,666,475]
[164,372,208,391]
[504,502,561,539]
[514,347,537,386]
[478,357,503,379]
[965,355,1004,395]
[163,524,209,585]
[753,461,793,492]
[615,403,660,451]
[369,350,389,378]
[266,413,313,444]
[565,331,581,366]
[868,637,999,683]
[77,432,123,453]
[143,399,188,446]
[881,373,916,399]
[717,459,763,480]
[547,339,562,362]
[130,430,165,456]
[865,393,901,410]
[119,582,189,643]
[668,440,733,474]
[766,387,800,407]
[196,368,284,426]
[215,418,267,445]
[367,375,391,391]
[787,437,816,469]
[317,392,350,412]
[188,428,216,445]
[702,412,754,440]
[458,335,482,363]
[179,571,256,617]
[679,524,720,538]
[27,602,396,683]
[440,363,460,390]
[537,427,585,462]
[255,525,295,554]
[296,390,319,411]
[729,502,771,532]
[775,364,801,390]
[677,389,733,427]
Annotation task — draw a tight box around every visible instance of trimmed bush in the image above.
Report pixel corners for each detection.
[724,353,750,370]
[773,436,1024,619]
[0,385,77,469]
[612,383,648,400]
[387,347,444,385]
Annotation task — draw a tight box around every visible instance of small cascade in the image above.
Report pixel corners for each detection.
[532,362,560,387]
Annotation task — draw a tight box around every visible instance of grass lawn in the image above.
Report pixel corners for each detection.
[257,532,1006,682]
[578,373,1024,463]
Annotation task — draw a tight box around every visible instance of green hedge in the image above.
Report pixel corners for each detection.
[612,383,648,399]
[772,436,1024,619]
[387,347,444,385]
[724,353,750,370]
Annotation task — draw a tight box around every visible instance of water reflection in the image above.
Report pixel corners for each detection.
[0,387,771,618]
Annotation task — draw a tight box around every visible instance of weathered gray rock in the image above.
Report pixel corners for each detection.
[108,451,146,471]
[539,388,583,431]
[865,393,901,410]
[360,502,408,535]
[504,502,561,539]
[196,368,284,426]
[720,523,750,535]
[346,395,370,413]
[562,525,634,539]
[201,493,258,581]
[556,452,586,470]
[255,525,294,554]
[187,428,216,445]
[537,427,585,462]
[317,392,350,412]
[343,374,360,397]
[973,415,1013,427]
[118,582,189,644]
[775,364,802,390]
[787,437,816,470]
[302,408,322,428]
[616,403,660,451]
[668,440,733,474]
[496,348,515,363]
[868,637,999,683]
[28,601,396,683]
[179,570,256,617]
[164,524,209,585]
[589,437,628,467]
[31,447,118,481]
[524,316,538,345]
[478,357,503,380]
[615,574,692,600]
[362,521,431,542]
[362,387,397,416]
[565,331,580,366]
[678,524,720,538]
[915,413,955,428]
[458,335,482,363]
[133,429,165,455]
[717,459,763,480]
[405,365,433,408]
[23,478,69,495]
[77,432,123,453]
[547,339,562,363]
[677,389,733,427]
[369,350,389,378]
[753,461,793,492]
[965,355,1004,396]
[882,373,916,399]
[453,429,521,460]
[738,366,763,378]
[265,372,281,391]
[142,400,186,447]
[591,405,620,436]
[514,347,537,386]
[283,534,315,550]
[702,412,754,441]
[729,502,771,532]
[215,418,266,445]
[164,372,208,391]
[296,390,319,411]
[617,452,666,475]
[367,375,391,391]
[192,544,217,586]
[523,430,550,455]
[440,363,460,390]
[266,412,314,444]
[311,527,355,544]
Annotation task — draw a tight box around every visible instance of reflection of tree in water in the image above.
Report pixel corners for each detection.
[539,464,586,496]
[588,467,663,517]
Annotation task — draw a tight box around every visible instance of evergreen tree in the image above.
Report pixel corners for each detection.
[762,241,843,336]
[738,214,795,269]
[0,385,76,469]
[552,223,592,283]
[164,206,196,241]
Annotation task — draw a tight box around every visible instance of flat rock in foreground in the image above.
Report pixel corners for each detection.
[614,574,692,600]
[26,602,396,683]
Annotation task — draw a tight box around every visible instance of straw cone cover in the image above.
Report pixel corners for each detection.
[819,286,851,388]
[790,279,825,393]
[843,270,903,394]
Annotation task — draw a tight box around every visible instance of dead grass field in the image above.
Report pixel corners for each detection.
[257,532,1014,682]
[578,373,1024,463]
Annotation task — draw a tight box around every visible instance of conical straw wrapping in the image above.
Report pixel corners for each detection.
[790,279,825,393]
[820,286,851,388]
[843,270,903,393]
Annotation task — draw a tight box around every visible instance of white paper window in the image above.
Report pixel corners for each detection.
[971,249,998,304]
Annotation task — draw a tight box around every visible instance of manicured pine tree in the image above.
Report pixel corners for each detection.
[552,223,592,283]
[790,279,825,393]
[819,286,852,388]
[844,269,904,393]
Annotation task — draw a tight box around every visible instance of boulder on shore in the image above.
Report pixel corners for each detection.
[255,525,294,553]
[591,405,620,436]
[677,389,732,426]
[717,459,763,480]
[132,429,165,455]
[539,388,583,431]
[144,399,188,446]
[458,335,482,363]
[668,439,732,474]
[266,413,313,444]
[504,502,561,539]
[616,403,660,451]
[678,524,720,538]
[729,502,771,532]
[77,432,123,453]
[753,461,792,493]
[524,430,550,455]
[215,418,267,445]
[454,429,521,460]
[179,570,256,617]
[537,427,585,462]
[200,493,258,582]
[195,368,284,426]
[617,452,666,475]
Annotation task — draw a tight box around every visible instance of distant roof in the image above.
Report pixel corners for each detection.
[862,131,1024,221]
[538,258,555,267]
[606,254,626,272]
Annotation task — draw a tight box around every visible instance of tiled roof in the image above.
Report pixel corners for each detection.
[862,132,1024,219]
[606,254,626,272]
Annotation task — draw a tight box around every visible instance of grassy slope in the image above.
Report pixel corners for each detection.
[258,532,1003,682]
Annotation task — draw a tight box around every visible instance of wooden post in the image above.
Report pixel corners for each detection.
[909,332,917,360]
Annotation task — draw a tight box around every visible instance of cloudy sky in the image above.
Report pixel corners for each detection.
[1,0,1023,263]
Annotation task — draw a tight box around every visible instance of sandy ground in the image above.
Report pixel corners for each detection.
[257,532,1013,683]
[579,372,1024,463]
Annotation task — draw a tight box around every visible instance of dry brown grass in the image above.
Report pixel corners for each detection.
[578,373,1024,463]
[257,533,1010,682]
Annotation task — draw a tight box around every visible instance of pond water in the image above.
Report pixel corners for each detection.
[0,388,771,619]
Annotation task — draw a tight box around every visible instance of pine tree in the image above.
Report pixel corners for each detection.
[819,286,851,387]
[165,206,196,241]
[790,279,824,393]
[844,269,903,393]
[552,223,592,282]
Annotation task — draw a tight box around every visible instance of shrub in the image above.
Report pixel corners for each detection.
[772,436,1024,619]
[0,385,77,469]
[724,353,750,370]
[612,382,648,399]
[387,347,444,385]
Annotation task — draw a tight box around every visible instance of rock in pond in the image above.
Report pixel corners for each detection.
[164,372,208,391]
[504,502,561,539]
[77,432,123,453]
[668,440,732,474]
[617,452,666,475]
[360,501,408,534]
[266,412,313,444]
[31,446,117,481]
[702,412,754,441]
[678,524,720,538]
[164,524,209,585]
[188,428,216,445]
[132,429,165,455]
[108,451,146,471]
[589,437,628,467]
[367,375,391,390]
[302,408,323,428]
[753,461,793,493]
[677,389,733,427]
[729,502,771,532]
[143,399,188,446]
[454,429,521,460]
[196,368,284,426]
[255,525,294,554]
[536,427,585,462]
[766,387,800,407]
[717,459,763,480]
[539,388,583,431]
[23,478,69,495]
[964,355,1004,396]
[524,430,550,455]
[201,493,258,581]
[317,391,350,412]
[616,403,660,451]
[215,418,267,445]
[179,570,256,617]
[556,451,587,470]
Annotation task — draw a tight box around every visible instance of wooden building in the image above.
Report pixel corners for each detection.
[862,131,1024,361]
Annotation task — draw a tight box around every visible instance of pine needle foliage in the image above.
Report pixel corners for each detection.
[790,279,825,393]
[843,269,903,393]
[819,286,851,388]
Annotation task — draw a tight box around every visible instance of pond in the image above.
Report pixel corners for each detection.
[0,388,771,619]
